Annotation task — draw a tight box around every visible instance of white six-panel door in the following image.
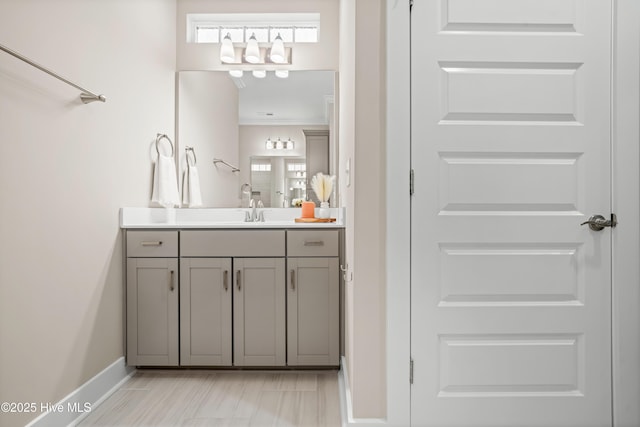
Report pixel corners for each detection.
[410,1,612,426]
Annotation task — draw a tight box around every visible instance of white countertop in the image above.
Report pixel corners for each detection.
[120,207,345,229]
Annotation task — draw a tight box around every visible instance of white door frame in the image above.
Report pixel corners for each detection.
[385,1,640,426]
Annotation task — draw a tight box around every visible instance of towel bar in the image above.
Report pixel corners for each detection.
[213,158,240,173]
[0,42,106,103]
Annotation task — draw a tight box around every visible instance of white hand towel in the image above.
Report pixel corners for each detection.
[151,153,180,208]
[182,163,203,207]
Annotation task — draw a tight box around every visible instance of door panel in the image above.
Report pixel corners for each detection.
[442,0,579,31]
[440,61,581,121]
[411,1,612,426]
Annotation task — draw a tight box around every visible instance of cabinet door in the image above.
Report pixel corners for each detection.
[234,258,286,366]
[288,257,340,366]
[126,258,178,366]
[180,258,232,366]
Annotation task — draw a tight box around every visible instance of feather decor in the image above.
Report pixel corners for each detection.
[310,172,335,203]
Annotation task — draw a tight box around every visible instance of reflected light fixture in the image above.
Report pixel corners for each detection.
[275,69,289,79]
[220,33,235,63]
[265,136,295,150]
[229,70,243,78]
[245,33,260,64]
[270,33,286,64]
[252,69,266,78]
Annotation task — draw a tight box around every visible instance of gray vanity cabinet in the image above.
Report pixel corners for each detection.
[125,227,340,368]
[180,258,232,366]
[180,230,286,367]
[126,231,179,366]
[287,230,340,366]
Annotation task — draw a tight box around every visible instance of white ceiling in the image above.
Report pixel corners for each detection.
[234,70,334,125]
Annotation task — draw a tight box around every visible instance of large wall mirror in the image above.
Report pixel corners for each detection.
[177,70,336,208]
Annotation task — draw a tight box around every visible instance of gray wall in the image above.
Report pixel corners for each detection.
[0,1,176,425]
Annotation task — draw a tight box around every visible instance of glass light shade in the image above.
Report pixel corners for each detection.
[275,138,284,149]
[265,138,274,149]
[270,33,286,63]
[275,69,289,79]
[229,70,243,78]
[252,69,266,78]
[220,33,235,63]
[245,33,261,64]
[286,138,294,150]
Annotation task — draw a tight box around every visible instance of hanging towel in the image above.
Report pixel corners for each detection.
[151,152,180,208]
[182,154,203,207]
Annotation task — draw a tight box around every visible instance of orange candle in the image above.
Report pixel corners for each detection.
[301,201,316,218]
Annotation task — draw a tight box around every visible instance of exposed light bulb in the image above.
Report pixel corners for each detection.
[220,33,235,63]
[245,33,260,64]
[270,33,286,64]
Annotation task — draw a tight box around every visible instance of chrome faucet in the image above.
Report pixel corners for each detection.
[256,200,264,221]
[246,199,265,222]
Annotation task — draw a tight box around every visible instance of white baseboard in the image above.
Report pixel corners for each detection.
[25,357,134,427]
[338,356,387,426]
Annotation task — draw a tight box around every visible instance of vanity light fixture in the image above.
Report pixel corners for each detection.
[270,33,286,64]
[252,69,266,78]
[229,69,243,78]
[265,136,295,150]
[275,69,289,78]
[245,33,260,64]
[220,33,235,63]
[218,33,291,67]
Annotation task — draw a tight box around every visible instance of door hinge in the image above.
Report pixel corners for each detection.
[410,358,414,384]
[410,169,415,195]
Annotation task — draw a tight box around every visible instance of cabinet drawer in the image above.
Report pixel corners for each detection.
[181,230,285,257]
[127,231,178,257]
[287,230,339,257]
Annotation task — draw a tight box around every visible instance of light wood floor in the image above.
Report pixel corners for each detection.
[78,370,343,427]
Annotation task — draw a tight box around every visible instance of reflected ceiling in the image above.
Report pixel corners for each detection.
[233,70,334,126]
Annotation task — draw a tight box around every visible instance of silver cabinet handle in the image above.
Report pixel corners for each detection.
[236,270,241,291]
[169,270,175,291]
[141,241,163,246]
[304,240,324,246]
[223,270,229,291]
[290,270,296,291]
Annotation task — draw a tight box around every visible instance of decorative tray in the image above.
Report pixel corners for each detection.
[294,218,337,223]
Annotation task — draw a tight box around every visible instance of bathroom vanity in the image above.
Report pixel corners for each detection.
[120,208,344,369]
